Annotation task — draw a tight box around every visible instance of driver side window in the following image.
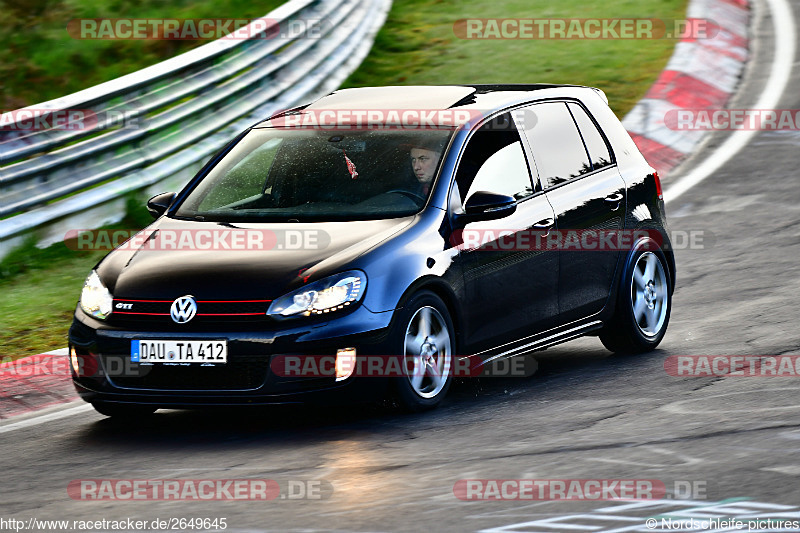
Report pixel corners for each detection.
[453,112,534,207]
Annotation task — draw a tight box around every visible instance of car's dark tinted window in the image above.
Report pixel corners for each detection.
[568,103,613,171]
[521,102,591,189]
[453,112,534,205]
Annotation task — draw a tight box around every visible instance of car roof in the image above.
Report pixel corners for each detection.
[255,84,607,129]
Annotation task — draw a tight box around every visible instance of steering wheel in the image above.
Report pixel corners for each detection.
[385,189,426,204]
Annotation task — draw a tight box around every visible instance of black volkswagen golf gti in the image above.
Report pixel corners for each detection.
[69,85,675,417]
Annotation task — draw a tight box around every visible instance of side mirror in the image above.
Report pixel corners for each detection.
[146,192,177,219]
[456,191,517,225]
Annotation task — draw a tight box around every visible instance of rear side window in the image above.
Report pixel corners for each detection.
[567,103,613,171]
[520,102,591,189]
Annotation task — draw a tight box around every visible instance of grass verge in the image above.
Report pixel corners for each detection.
[0,0,287,109]
[343,0,689,116]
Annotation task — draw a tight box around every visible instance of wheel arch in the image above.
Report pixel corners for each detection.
[628,223,676,293]
[394,277,464,353]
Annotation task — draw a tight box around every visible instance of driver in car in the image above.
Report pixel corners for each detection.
[401,137,443,198]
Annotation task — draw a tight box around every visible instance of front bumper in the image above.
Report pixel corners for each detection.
[68,304,395,407]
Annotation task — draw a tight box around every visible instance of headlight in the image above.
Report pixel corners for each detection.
[268,270,366,317]
[80,270,113,320]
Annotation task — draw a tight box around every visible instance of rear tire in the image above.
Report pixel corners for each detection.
[391,291,455,412]
[92,402,157,418]
[600,239,672,354]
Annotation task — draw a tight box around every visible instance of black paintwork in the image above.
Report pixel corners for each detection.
[69,84,673,407]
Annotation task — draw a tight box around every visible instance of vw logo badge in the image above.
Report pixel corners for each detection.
[170,295,197,324]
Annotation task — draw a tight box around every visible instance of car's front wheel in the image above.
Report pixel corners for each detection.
[600,240,672,354]
[392,291,455,412]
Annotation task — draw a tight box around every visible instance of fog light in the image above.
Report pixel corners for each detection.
[336,348,356,381]
[70,346,80,375]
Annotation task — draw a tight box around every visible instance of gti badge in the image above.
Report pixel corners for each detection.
[170,295,197,324]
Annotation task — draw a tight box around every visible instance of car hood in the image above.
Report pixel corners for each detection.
[98,217,414,300]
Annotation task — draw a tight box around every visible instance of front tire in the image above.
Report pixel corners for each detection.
[391,291,455,412]
[600,240,672,354]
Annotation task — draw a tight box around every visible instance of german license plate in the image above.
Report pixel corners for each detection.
[131,340,227,363]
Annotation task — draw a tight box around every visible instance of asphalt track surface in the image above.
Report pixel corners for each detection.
[2,1,800,531]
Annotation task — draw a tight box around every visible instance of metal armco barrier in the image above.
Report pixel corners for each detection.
[0,0,391,259]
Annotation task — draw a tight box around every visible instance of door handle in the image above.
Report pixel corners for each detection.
[531,218,555,236]
[604,193,623,203]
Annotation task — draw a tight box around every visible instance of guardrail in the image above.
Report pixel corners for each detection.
[0,0,391,259]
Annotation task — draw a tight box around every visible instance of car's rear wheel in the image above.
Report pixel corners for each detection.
[392,291,454,412]
[600,241,672,354]
[91,402,157,418]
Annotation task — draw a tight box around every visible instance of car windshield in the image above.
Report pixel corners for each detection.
[174,128,454,222]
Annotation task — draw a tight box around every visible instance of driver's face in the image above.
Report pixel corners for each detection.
[410,148,441,184]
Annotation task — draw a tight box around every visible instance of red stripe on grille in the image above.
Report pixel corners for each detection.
[114,312,265,316]
[114,299,272,303]
[114,299,172,303]
[197,300,272,303]
[114,312,169,316]
[197,313,265,316]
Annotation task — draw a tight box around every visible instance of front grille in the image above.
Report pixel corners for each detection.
[109,299,272,327]
[108,359,268,391]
